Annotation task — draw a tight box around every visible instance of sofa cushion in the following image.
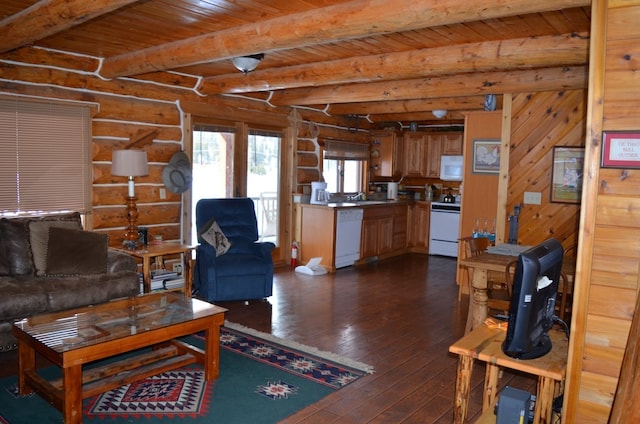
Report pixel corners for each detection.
[0,212,82,276]
[30,220,83,276]
[0,218,32,276]
[45,227,108,276]
[199,218,232,256]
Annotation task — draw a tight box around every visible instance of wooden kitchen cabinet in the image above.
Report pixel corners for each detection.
[442,132,463,155]
[425,133,443,178]
[370,131,403,180]
[403,132,428,176]
[392,204,408,251]
[299,205,337,271]
[407,202,430,253]
[360,205,393,258]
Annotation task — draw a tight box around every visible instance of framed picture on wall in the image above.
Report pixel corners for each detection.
[472,139,501,174]
[551,146,585,204]
[602,131,640,168]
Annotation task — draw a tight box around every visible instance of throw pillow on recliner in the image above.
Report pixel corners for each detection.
[199,218,232,257]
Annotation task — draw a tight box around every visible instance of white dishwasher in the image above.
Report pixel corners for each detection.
[335,208,364,268]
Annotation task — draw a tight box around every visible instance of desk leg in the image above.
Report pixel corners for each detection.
[483,364,500,412]
[453,355,474,424]
[533,376,555,424]
[470,268,489,331]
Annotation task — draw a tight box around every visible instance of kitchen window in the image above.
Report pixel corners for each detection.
[322,140,368,194]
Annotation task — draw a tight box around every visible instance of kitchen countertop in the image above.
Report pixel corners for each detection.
[300,199,426,208]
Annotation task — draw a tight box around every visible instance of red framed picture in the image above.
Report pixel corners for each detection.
[602,131,640,168]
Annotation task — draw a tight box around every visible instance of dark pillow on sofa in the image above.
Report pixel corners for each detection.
[30,220,83,276]
[0,212,82,276]
[45,227,109,276]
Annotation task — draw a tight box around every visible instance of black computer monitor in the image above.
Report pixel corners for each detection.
[502,238,564,360]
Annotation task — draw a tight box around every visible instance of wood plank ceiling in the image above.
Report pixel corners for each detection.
[0,0,592,128]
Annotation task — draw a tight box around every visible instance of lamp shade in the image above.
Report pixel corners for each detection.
[111,150,149,177]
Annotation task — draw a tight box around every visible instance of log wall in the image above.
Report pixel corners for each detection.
[0,46,362,249]
[564,0,640,422]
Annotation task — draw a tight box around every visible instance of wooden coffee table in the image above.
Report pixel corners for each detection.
[12,292,227,424]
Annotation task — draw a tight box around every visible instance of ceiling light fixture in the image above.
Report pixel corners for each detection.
[231,53,264,74]
[432,109,448,119]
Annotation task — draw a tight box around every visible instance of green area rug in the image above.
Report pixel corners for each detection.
[0,321,373,423]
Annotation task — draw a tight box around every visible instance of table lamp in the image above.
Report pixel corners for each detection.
[111,149,149,249]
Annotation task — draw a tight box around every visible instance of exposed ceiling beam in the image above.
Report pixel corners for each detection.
[99,0,590,78]
[200,33,588,95]
[326,96,496,116]
[0,0,140,54]
[268,66,588,106]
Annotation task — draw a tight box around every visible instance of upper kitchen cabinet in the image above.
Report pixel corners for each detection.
[403,132,428,177]
[427,132,464,178]
[370,131,403,180]
[442,133,464,155]
[403,131,463,178]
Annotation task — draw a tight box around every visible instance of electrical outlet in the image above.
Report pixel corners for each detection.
[172,263,183,275]
[160,188,167,199]
[523,191,542,205]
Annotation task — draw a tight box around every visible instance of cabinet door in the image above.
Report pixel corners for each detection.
[377,217,393,254]
[442,133,463,155]
[403,132,427,176]
[407,203,430,252]
[426,134,443,178]
[360,218,379,258]
[392,205,407,250]
[371,131,402,179]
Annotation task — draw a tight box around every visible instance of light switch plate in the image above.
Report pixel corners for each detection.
[523,191,542,205]
[160,188,167,199]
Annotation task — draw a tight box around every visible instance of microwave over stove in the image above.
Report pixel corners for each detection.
[440,155,463,181]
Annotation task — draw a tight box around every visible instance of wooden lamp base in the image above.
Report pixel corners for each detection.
[123,196,140,250]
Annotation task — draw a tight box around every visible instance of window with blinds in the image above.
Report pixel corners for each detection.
[0,98,91,215]
[323,139,369,160]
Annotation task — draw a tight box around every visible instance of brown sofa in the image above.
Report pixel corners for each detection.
[0,213,139,352]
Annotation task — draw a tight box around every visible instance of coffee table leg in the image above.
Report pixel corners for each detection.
[62,365,83,424]
[17,341,35,395]
[204,324,221,380]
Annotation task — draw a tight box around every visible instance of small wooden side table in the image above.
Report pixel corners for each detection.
[449,324,568,424]
[116,242,197,297]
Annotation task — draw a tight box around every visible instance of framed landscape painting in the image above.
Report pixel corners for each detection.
[551,146,585,203]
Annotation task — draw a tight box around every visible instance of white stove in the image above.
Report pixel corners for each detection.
[429,201,461,257]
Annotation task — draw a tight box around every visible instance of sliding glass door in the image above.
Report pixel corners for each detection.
[191,123,282,247]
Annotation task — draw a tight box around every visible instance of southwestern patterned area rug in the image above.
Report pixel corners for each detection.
[0,321,373,423]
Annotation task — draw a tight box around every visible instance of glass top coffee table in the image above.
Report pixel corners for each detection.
[12,292,227,424]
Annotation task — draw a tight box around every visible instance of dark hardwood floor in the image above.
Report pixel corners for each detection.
[0,253,536,423]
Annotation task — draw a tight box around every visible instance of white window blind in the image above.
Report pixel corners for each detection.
[323,140,369,160]
[0,98,91,214]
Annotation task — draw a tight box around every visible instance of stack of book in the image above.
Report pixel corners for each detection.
[139,269,184,292]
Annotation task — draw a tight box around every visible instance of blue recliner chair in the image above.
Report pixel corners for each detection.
[194,198,275,302]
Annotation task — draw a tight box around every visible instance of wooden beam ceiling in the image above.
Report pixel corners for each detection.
[269,66,588,106]
[0,0,140,54]
[199,33,588,95]
[98,0,590,78]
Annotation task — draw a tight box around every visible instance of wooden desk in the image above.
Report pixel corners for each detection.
[449,324,568,424]
[116,242,197,297]
[459,253,575,331]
